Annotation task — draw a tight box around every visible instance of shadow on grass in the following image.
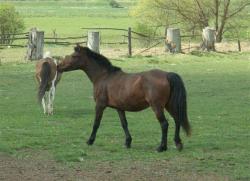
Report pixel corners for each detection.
[55,108,94,119]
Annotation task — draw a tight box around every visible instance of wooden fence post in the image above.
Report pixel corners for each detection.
[237,39,241,52]
[27,28,44,60]
[201,27,216,51]
[166,28,181,53]
[87,31,100,53]
[128,27,132,57]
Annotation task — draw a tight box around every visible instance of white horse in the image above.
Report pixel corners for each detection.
[35,52,62,115]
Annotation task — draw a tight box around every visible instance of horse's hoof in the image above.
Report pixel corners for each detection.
[125,138,132,148]
[86,139,94,145]
[175,142,183,151]
[125,143,131,148]
[156,145,167,152]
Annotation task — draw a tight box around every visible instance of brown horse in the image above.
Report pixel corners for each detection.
[35,52,62,115]
[57,45,191,152]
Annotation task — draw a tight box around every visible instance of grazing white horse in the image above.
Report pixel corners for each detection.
[35,52,62,115]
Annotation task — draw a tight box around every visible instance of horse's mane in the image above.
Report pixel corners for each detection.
[79,46,121,73]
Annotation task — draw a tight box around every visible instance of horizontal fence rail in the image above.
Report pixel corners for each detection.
[44,41,87,46]
[44,36,87,40]
[0,27,247,59]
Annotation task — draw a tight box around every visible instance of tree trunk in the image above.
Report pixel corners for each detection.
[214,0,219,31]
[216,0,230,42]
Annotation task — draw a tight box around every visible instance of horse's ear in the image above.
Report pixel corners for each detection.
[74,44,81,52]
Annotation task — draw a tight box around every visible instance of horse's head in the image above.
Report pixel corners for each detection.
[57,45,87,72]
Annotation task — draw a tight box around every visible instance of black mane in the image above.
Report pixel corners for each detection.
[82,47,121,73]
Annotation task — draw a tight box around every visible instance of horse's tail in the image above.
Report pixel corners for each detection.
[167,72,191,136]
[38,62,51,104]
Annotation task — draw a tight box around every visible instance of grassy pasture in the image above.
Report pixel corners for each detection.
[4,0,136,36]
[0,52,250,180]
[0,0,250,180]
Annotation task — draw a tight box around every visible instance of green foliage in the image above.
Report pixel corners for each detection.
[130,0,170,26]
[0,3,25,44]
[131,0,250,39]
[134,23,159,47]
[109,0,122,8]
[134,23,156,37]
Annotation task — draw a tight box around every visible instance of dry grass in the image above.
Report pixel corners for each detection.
[1,41,249,64]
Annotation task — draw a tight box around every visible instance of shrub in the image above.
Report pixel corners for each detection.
[0,4,25,44]
[134,23,158,47]
[109,0,122,8]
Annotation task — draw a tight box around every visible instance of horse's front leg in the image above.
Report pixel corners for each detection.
[87,104,105,145]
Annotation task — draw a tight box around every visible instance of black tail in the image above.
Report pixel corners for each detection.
[167,72,191,136]
[38,62,51,104]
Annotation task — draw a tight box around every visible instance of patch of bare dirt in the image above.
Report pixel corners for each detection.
[0,151,230,181]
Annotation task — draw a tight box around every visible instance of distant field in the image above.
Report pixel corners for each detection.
[4,0,136,17]
[2,0,136,33]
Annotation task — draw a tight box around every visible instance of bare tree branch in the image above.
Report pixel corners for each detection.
[227,2,250,19]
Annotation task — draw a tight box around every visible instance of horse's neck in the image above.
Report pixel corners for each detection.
[83,63,108,83]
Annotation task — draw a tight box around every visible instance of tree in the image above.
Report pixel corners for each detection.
[109,0,123,8]
[131,0,250,42]
[212,0,250,42]
[0,4,25,44]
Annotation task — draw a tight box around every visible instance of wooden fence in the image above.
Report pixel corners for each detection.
[0,27,245,60]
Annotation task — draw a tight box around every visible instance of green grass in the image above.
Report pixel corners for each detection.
[0,52,250,180]
[0,1,250,179]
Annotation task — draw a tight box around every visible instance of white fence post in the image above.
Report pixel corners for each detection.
[87,31,100,53]
[166,28,181,53]
[27,27,44,60]
[201,27,216,51]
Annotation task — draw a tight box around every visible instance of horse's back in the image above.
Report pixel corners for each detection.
[140,69,171,107]
[103,69,170,111]
[35,58,57,83]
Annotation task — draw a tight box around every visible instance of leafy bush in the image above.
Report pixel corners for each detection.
[0,4,25,44]
[134,23,158,47]
[109,0,122,8]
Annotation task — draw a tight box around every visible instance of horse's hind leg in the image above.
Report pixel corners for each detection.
[48,85,56,115]
[117,110,132,148]
[173,120,183,151]
[42,91,49,115]
[166,107,183,151]
[42,96,46,114]
[49,71,57,115]
[151,105,169,152]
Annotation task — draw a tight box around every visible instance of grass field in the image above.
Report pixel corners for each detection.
[0,0,250,180]
[4,0,136,36]
[0,52,250,180]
